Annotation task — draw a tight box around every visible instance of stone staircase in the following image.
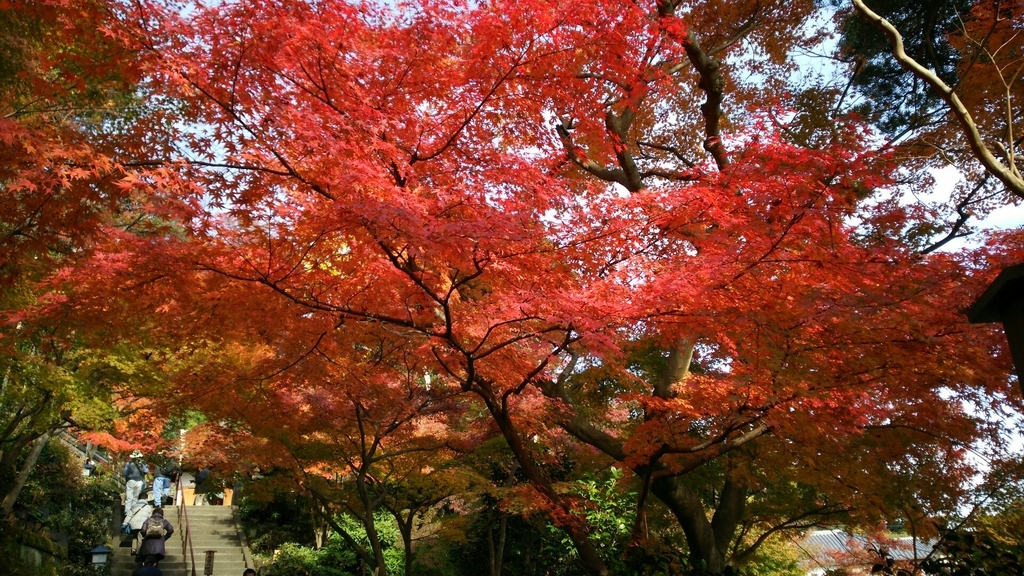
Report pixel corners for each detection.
[109,506,252,576]
[180,506,251,576]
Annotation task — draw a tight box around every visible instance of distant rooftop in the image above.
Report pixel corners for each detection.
[796,529,936,575]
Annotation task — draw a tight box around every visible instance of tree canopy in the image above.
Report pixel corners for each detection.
[3,0,1023,574]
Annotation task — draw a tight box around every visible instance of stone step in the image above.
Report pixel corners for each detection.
[181,558,249,565]
[182,530,240,540]
[109,552,186,576]
[184,528,239,537]
[112,569,186,576]
[183,524,238,532]
[184,532,239,541]
[175,534,243,545]
[179,506,234,514]
[182,523,238,532]
[183,549,244,557]
[111,562,187,571]
[182,529,240,536]
[183,507,252,576]
[184,529,240,537]
[176,521,239,533]
[174,517,228,524]
[179,513,235,519]
[113,565,187,569]
[185,543,242,549]
[180,515,236,525]
[182,533,240,540]
[113,552,248,575]
[185,536,240,541]
[180,547,244,557]
[179,512,235,517]
[189,559,249,569]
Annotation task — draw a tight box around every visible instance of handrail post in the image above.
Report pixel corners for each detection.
[176,484,198,576]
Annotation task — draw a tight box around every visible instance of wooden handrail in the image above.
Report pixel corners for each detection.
[175,485,198,576]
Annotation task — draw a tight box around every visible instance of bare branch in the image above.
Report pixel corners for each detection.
[852,0,1024,199]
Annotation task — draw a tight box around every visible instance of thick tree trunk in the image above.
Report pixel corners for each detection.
[494,512,509,576]
[650,474,746,574]
[487,508,512,576]
[1,432,50,515]
[0,432,35,487]
[497,414,609,575]
[546,340,757,574]
[371,547,387,576]
[491,459,518,576]
[357,482,388,576]
[394,511,414,576]
[402,522,413,576]
[313,504,328,549]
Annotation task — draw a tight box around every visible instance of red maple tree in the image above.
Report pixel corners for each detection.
[28,1,1024,574]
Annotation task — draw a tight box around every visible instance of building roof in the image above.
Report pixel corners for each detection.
[967,263,1024,323]
[800,529,935,565]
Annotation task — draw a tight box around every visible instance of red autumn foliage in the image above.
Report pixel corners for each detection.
[7,1,1022,574]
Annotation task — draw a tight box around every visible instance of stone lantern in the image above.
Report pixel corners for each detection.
[87,545,112,567]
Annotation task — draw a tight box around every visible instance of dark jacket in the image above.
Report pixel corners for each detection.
[137,514,174,561]
[194,468,213,494]
[132,565,163,576]
[123,460,148,481]
[155,460,180,480]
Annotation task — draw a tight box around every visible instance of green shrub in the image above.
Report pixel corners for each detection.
[260,542,319,576]
[258,511,404,576]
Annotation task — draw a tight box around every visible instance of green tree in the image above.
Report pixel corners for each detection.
[3,441,121,576]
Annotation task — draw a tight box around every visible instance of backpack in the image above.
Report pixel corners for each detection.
[124,460,149,482]
[143,519,167,539]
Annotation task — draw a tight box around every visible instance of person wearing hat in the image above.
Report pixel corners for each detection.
[122,450,149,526]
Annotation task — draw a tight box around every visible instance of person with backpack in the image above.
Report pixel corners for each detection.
[122,450,149,525]
[136,507,174,564]
[152,454,180,506]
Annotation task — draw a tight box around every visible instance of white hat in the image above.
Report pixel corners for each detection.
[130,449,144,458]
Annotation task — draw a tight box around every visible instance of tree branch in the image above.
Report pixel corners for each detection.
[852,0,1024,199]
